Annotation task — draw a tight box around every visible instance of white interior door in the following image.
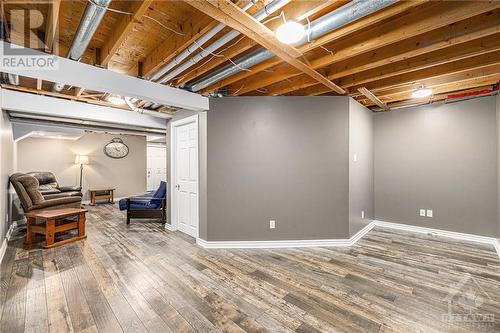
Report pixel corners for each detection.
[147,145,167,191]
[172,116,199,238]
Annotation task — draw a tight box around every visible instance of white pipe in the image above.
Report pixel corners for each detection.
[125,97,172,119]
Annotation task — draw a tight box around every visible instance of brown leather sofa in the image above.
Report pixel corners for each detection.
[10,173,82,213]
[27,171,82,198]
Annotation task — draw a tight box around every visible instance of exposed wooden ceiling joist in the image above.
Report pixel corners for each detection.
[358,87,388,110]
[44,0,60,52]
[225,1,500,96]
[174,0,346,86]
[183,0,345,94]
[100,0,154,68]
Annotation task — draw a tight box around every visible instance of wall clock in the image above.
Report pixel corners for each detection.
[104,138,129,159]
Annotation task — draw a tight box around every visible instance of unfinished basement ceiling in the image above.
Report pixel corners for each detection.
[1,0,499,111]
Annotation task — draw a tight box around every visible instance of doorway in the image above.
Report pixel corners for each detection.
[147,144,167,191]
[170,115,199,238]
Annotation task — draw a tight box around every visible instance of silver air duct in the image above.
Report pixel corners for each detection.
[124,97,172,119]
[156,0,291,85]
[189,0,397,92]
[53,0,111,92]
[148,0,256,82]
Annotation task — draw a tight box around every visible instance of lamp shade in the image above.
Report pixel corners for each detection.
[75,155,89,165]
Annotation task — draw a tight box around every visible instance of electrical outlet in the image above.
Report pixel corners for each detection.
[419,209,426,217]
[353,154,358,162]
[269,220,276,229]
[361,210,365,219]
[426,209,433,218]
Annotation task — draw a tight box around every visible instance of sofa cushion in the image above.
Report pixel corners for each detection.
[17,175,45,205]
[150,181,167,207]
[28,172,58,186]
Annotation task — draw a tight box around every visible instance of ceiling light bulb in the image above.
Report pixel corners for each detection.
[276,20,305,44]
[107,95,126,106]
[412,88,433,98]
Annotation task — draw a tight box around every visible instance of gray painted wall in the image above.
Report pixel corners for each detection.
[0,89,15,244]
[206,96,350,241]
[374,96,498,237]
[349,98,374,236]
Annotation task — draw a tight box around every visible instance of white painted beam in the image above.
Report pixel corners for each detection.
[0,41,209,111]
[1,89,167,130]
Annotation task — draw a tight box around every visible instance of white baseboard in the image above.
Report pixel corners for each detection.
[196,221,377,249]
[0,221,17,265]
[164,223,177,232]
[373,220,500,259]
[196,220,500,260]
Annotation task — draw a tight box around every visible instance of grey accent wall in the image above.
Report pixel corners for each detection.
[374,96,498,237]
[206,96,350,241]
[0,89,15,244]
[497,93,500,238]
[348,98,374,236]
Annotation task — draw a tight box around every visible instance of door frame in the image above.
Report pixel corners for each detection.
[169,114,199,238]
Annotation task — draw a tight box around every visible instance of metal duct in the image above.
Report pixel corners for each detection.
[53,0,111,92]
[188,0,397,92]
[7,73,19,86]
[148,0,256,82]
[124,97,172,119]
[157,0,291,85]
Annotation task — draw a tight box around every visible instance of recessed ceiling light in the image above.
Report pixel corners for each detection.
[412,88,433,98]
[276,20,305,44]
[107,95,126,106]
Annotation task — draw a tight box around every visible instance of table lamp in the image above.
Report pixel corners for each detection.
[75,155,89,188]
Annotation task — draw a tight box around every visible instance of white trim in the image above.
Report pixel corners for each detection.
[164,223,177,232]
[372,220,500,259]
[196,220,500,260]
[196,221,377,249]
[0,222,17,264]
[170,115,200,238]
[1,41,209,111]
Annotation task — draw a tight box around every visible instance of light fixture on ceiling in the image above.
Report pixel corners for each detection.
[276,20,305,44]
[412,88,433,98]
[107,95,126,106]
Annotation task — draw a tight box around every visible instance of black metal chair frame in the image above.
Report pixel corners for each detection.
[125,196,166,225]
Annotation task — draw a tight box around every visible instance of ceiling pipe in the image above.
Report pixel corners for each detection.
[188,0,397,93]
[156,0,292,85]
[124,97,172,119]
[53,0,111,92]
[148,0,257,82]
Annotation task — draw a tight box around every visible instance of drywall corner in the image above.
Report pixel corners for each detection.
[497,93,500,238]
[348,98,374,237]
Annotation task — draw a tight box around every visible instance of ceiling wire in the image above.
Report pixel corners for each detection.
[87,0,186,36]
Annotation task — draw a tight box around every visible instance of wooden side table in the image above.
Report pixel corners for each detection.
[25,208,88,248]
[89,188,115,205]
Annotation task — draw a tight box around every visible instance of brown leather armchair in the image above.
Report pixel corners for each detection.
[27,171,82,198]
[10,173,82,213]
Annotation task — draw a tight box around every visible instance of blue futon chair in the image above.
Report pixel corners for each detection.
[119,181,166,224]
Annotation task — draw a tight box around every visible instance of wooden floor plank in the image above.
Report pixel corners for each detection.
[0,204,499,333]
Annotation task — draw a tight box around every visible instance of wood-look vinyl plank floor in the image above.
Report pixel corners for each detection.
[1,204,499,333]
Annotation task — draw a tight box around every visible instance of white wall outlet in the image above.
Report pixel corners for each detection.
[353,154,358,162]
[426,209,433,218]
[269,220,276,229]
[419,209,426,217]
[361,210,365,219]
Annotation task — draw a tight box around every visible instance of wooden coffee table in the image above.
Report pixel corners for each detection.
[89,188,115,205]
[25,208,87,248]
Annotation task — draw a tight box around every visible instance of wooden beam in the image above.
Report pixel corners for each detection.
[223,1,500,96]
[183,0,345,94]
[1,41,209,111]
[74,87,85,97]
[45,0,61,52]
[100,0,154,67]
[357,87,388,110]
[202,0,427,94]
[175,0,345,86]
[263,26,500,96]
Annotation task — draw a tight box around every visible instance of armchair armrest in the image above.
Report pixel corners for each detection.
[129,196,166,201]
[32,196,81,210]
[59,185,82,192]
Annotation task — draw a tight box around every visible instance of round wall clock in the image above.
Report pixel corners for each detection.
[104,138,129,159]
